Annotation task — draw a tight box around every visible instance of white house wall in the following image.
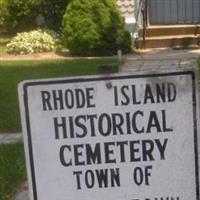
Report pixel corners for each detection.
[116,0,140,35]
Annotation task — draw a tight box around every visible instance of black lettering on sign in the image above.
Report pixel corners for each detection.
[130,140,141,162]
[168,83,176,102]
[73,168,120,189]
[156,83,166,103]
[98,114,112,136]
[121,85,130,105]
[53,110,173,139]
[41,91,52,111]
[40,87,95,111]
[59,145,72,167]
[69,116,75,138]
[104,142,116,164]
[59,138,168,167]
[132,85,141,104]
[155,139,168,160]
[133,165,153,186]
[65,89,74,108]
[75,89,85,108]
[126,112,131,134]
[86,88,95,108]
[75,115,87,138]
[162,110,173,132]
[73,171,82,190]
[144,166,152,185]
[74,144,85,166]
[54,117,67,139]
[86,143,101,165]
[112,113,124,135]
[112,83,177,106]
[142,140,155,161]
[144,84,155,104]
[132,111,144,133]
[113,86,119,106]
[133,167,143,186]
[52,90,64,110]
[116,141,128,163]
[85,170,95,189]
[96,169,108,188]
[110,168,120,187]
[146,111,162,133]
[87,114,97,137]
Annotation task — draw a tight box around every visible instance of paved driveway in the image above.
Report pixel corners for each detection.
[122,49,200,72]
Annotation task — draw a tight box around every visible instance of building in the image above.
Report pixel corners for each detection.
[117,0,200,49]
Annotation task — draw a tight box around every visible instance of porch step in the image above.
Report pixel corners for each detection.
[139,25,200,37]
[136,24,200,49]
[135,35,200,49]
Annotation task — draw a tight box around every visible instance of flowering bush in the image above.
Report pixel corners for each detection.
[6,29,62,55]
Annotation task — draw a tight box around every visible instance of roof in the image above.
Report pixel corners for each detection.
[116,0,134,18]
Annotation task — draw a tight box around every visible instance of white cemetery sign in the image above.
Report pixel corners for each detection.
[18,70,200,200]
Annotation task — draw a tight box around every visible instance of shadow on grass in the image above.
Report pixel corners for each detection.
[0,141,26,200]
[0,58,119,132]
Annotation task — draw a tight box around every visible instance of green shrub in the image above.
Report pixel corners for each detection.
[1,0,70,33]
[6,29,62,55]
[40,0,70,31]
[0,0,8,31]
[4,0,41,32]
[62,0,132,56]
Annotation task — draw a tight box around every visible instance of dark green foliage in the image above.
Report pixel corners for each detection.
[120,31,132,54]
[40,0,70,31]
[0,0,8,32]
[62,0,132,56]
[4,0,41,32]
[2,0,70,33]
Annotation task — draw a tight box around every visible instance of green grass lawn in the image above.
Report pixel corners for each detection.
[0,141,26,200]
[0,58,118,200]
[0,59,118,132]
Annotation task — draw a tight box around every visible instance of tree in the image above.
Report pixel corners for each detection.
[40,0,70,31]
[0,0,8,32]
[62,0,131,55]
[3,0,70,33]
[5,0,41,32]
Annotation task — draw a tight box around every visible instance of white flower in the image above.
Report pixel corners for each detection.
[6,29,61,55]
